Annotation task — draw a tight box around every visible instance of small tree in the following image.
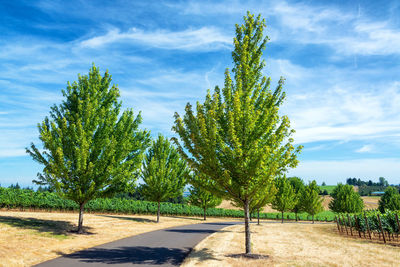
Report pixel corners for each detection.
[288,176,305,221]
[172,12,302,255]
[27,65,150,233]
[272,177,297,223]
[232,180,276,224]
[141,134,188,222]
[188,184,222,221]
[251,182,276,225]
[329,183,364,213]
[378,186,400,212]
[301,180,323,223]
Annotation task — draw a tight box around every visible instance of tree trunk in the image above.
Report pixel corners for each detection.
[157,201,160,223]
[77,202,85,234]
[244,199,251,254]
[257,208,260,225]
[203,206,206,221]
[295,212,298,222]
[281,211,284,223]
[312,215,314,224]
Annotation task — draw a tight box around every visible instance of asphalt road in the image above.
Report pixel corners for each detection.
[35,221,239,267]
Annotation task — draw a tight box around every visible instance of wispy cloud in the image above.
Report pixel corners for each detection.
[356,145,374,153]
[264,58,400,145]
[80,27,232,51]
[178,0,400,56]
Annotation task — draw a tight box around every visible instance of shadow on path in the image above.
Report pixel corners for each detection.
[0,215,79,236]
[59,246,191,265]
[166,216,204,221]
[97,215,155,223]
[165,229,218,234]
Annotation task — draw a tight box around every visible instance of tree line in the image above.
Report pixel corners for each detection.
[346,177,390,187]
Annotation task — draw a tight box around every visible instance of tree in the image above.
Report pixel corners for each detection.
[321,182,326,186]
[141,134,188,222]
[251,182,276,225]
[188,179,222,221]
[26,65,150,233]
[272,176,297,223]
[171,13,302,255]
[379,177,389,187]
[329,184,364,213]
[288,176,305,221]
[301,180,323,223]
[231,179,277,225]
[378,186,400,213]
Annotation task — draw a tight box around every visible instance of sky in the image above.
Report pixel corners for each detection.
[1,0,400,187]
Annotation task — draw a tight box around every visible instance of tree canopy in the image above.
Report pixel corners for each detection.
[172,12,302,255]
[26,65,150,233]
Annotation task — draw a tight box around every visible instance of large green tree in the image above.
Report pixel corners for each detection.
[172,12,302,255]
[378,186,400,213]
[27,65,150,233]
[301,180,323,223]
[271,176,297,223]
[329,184,364,213]
[141,134,188,222]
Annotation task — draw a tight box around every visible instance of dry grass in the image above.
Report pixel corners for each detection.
[0,211,233,267]
[182,221,400,267]
[218,196,379,212]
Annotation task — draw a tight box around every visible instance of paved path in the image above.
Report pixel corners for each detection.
[36,221,239,267]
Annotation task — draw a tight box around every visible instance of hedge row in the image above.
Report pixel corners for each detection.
[0,188,334,221]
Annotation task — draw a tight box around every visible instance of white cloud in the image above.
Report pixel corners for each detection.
[177,0,400,56]
[289,158,400,184]
[356,145,374,153]
[272,2,400,56]
[268,58,400,145]
[80,27,232,51]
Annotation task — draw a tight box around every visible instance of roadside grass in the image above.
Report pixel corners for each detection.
[182,221,400,267]
[0,211,235,267]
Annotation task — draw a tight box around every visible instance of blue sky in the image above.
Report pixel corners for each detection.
[1,0,400,187]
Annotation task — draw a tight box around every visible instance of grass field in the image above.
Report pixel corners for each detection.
[0,211,236,266]
[319,185,337,194]
[182,222,400,267]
